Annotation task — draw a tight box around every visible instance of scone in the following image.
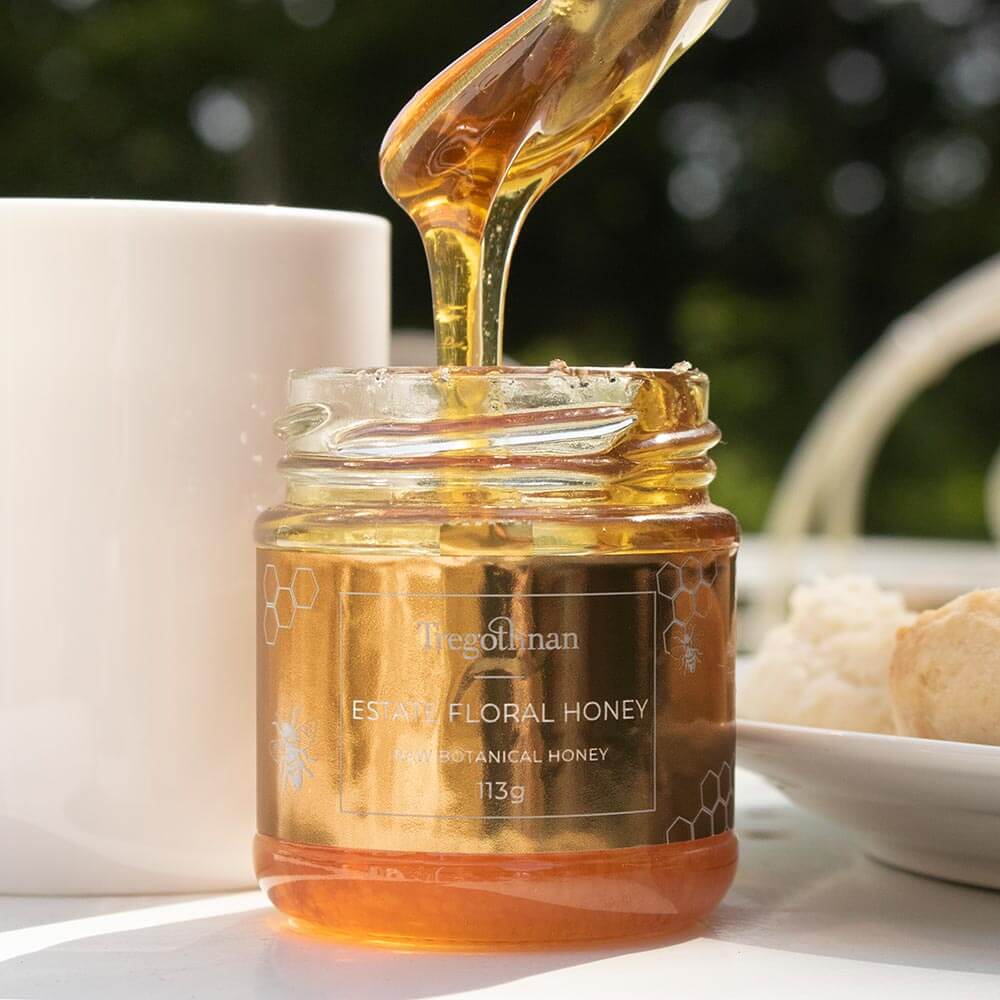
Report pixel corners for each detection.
[890,588,1000,746]
[740,576,915,734]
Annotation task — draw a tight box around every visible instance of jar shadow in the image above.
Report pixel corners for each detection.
[0,904,708,1000]
[256,913,709,999]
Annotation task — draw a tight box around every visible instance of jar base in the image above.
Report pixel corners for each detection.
[254,833,738,950]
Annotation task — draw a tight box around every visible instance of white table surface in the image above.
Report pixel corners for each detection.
[1,771,998,1000]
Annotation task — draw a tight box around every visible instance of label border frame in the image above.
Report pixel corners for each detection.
[337,589,658,821]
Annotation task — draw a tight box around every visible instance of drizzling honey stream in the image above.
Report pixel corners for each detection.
[380,0,731,367]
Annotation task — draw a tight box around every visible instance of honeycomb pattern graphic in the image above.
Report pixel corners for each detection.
[665,761,734,843]
[262,564,319,646]
[656,556,719,674]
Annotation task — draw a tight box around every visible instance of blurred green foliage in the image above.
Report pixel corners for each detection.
[3,0,998,538]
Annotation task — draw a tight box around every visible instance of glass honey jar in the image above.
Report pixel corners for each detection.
[254,363,739,948]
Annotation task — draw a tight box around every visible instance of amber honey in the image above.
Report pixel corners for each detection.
[380,0,731,366]
[255,837,737,948]
[255,366,739,947]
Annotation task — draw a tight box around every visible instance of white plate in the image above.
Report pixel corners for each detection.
[737,719,1000,890]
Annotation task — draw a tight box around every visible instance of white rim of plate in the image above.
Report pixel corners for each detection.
[737,718,1000,777]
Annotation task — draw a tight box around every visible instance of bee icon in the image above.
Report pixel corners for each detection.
[681,634,701,674]
[271,708,317,791]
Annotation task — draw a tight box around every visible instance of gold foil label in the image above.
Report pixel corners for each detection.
[258,550,735,854]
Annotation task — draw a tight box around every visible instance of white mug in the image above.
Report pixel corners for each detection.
[0,200,390,893]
